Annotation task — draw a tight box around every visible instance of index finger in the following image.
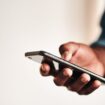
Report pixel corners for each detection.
[40,58,57,76]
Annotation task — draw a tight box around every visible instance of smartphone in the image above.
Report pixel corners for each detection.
[25,50,105,84]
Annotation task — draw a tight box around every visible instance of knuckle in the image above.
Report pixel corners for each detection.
[84,91,92,95]
[77,92,84,95]
[67,86,77,92]
[70,87,77,92]
[59,42,78,54]
[78,91,90,95]
[59,42,72,54]
[59,44,66,54]
[53,78,62,86]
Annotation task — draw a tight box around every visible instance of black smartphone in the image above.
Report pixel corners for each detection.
[25,50,105,84]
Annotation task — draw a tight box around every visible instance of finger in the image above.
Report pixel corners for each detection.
[61,51,72,61]
[59,42,84,67]
[54,68,73,86]
[67,73,91,92]
[78,80,101,95]
[59,42,80,58]
[41,58,57,76]
[40,63,50,76]
[59,42,88,67]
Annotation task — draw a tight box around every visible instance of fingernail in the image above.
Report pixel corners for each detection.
[80,73,91,83]
[63,68,73,77]
[62,51,72,61]
[93,80,101,88]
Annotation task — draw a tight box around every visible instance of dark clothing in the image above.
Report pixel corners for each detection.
[92,12,105,47]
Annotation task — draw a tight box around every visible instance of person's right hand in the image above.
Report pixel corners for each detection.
[40,42,104,95]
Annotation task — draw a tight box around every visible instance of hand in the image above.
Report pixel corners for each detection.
[40,42,104,95]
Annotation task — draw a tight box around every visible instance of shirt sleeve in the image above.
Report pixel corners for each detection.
[91,12,105,47]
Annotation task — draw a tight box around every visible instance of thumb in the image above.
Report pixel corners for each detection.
[62,51,72,61]
[59,42,80,61]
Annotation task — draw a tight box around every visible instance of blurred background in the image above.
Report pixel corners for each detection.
[0,0,105,105]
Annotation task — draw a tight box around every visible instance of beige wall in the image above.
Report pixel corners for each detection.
[0,0,105,105]
[86,0,105,44]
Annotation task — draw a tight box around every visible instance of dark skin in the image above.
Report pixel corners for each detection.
[40,42,105,95]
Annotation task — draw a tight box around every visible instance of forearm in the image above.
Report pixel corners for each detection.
[92,47,105,73]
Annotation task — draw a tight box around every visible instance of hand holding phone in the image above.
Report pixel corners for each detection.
[25,42,105,95]
[25,50,105,83]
